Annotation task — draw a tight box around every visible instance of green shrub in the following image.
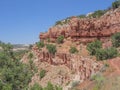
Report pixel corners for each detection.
[107,47,118,58]
[45,82,54,90]
[87,40,102,55]
[69,47,78,54]
[30,83,43,90]
[46,44,57,55]
[39,69,46,79]
[111,32,120,47]
[57,35,64,44]
[36,41,44,49]
[91,74,105,90]
[90,10,106,18]
[54,85,62,90]
[71,81,80,88]
[96,47,118,60]
[33,66,38,73]
[43,82,62,90]
[30,82,62,90]
[29,59,38,73]
[29,59,33,65]
[112,0,120,9]
[28,53,33,59]
[55,21,63,25]
[2,84,12,90]
[55,18,70,26]
[77,14,86,18]
[14,50,28,60]
[95,49,107,60]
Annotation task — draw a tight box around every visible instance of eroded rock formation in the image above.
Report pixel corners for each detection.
[29,8,120,89]
[32,45,102,83]
[40,8,120,43]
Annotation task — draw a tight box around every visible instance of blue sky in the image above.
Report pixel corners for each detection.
[0,0,115,44]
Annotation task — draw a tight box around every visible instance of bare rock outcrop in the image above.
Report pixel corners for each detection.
[40,8,120,43]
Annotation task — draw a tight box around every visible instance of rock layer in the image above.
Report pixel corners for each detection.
[40,8,120,43]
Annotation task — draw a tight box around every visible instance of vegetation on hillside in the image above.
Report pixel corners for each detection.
[28,52,34,59]
[39,69,46,79]
[69,46,78,54]
[46,44,57,55]
[112,0,120,9]
[87,40,102,55]
[95,47,118,60]
[87,37,119,60]
[89,10,106,18]
[57,35,64,44]
[91,73,105,90]
[36,41,45,49]
[14,50,28,60]
[111,32,120,47]
[0,42,33,90]
[77,14,86,18]
[0,42,63,90]
[55,18,70,26]
[30,82,62,90]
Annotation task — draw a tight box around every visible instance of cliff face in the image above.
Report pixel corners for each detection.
[40,8,120,43]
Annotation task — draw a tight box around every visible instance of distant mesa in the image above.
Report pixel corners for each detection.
[12,44,29,51]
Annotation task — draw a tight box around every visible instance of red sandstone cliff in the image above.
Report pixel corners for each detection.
[27,8,120,89]
[40,8,120,43]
